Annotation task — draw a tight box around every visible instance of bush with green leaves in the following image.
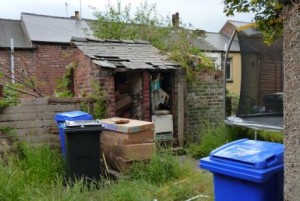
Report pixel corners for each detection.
[90,81,107,119]
[0,83,22,110]
[128,151,191,185]
[55,62,76,97]
[92,0,214,80]
[186,122,283,159]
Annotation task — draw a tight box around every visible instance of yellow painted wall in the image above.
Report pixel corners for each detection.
[226,53,241,96]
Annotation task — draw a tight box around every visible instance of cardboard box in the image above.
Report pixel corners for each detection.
[103,152,133,172]
[102,143,156,161]
[101,129,154,145]
[102,143,156,172]
[99,118,154,133]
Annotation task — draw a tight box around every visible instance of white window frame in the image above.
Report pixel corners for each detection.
[205,52,222,70]
[225,58,233,81]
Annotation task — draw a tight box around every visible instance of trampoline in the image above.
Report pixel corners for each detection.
[224,24,283,134]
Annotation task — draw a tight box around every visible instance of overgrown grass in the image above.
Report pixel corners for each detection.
[0,142,213,201]
[128,152,192,185]
[0,143,103,201]
[0,143,60,200]
[94,150,214,201]
[186,121,283,159]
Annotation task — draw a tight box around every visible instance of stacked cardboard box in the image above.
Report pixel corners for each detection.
[99,118,156,172]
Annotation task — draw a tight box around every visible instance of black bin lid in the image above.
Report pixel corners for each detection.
[64,120,103,134]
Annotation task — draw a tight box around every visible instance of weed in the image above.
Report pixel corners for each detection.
[186,122,232,159]
[129,151,191,185]
[90,81,107,119]
[98,180,157,201]
[186,121,283,159]
[0,142,214,200]
[16,143,64,185]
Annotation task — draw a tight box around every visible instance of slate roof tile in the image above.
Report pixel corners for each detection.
[73,38,179,70]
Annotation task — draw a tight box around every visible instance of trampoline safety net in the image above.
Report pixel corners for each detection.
[225,27,283,131]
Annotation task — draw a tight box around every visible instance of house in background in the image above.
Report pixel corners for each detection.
[0,12,181,143]
[219,20,251,97]
[0,12,244,145]
[0,18,34,94]
[192,20,248,97]
[0,12,92,96]
[0,12,246,99]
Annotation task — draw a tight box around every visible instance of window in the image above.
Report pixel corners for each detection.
[225,58,233,81]
[208,57,220,69]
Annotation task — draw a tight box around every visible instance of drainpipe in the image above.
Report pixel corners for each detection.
[10,38,15,84]
[79,0,82,20]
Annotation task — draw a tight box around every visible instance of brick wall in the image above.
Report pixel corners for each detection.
[0,44,77,96]
[185,70,224,142]
[219,21,236,37]
[0,49,36,87]
[74,50,115,117]
[143,71,150,121]
[35,44,77,95]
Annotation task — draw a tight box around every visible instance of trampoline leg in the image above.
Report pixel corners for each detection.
[254,130,257,140]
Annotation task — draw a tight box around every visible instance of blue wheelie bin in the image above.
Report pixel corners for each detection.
[54,111,93,157]
[200,139,284,201]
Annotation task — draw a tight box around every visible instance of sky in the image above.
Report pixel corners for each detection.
[1,0,255,32]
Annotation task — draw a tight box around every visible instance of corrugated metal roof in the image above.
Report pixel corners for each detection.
[0,19,32,48]
[21,13,93,43]
[193,32,240,52]
[73,38,179,70]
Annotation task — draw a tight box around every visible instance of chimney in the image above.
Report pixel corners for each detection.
[75,11,80,21]
[172,12,179,28]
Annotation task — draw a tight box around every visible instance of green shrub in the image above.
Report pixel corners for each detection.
[186,122,283,159]
[0,83,22,111]
[90,81,107,119]
[128,151,192,185]
[186,122,232,159]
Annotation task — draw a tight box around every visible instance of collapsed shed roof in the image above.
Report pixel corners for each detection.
[72,37,179,70]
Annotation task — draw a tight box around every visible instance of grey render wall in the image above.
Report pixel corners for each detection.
[283,3,300,201]
[185,70,224,143]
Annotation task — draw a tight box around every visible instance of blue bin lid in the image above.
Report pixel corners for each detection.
[210,139,284,169]
[54,111,93,121]
[200,139,284,183]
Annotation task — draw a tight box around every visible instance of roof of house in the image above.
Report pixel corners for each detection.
[21,13,93,43]
[72,37,179,70]
[193,32,240,52]
[0,19,32,48]
[228,20,249,28]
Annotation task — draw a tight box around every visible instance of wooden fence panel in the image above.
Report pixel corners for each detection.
[0,98,94,154]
